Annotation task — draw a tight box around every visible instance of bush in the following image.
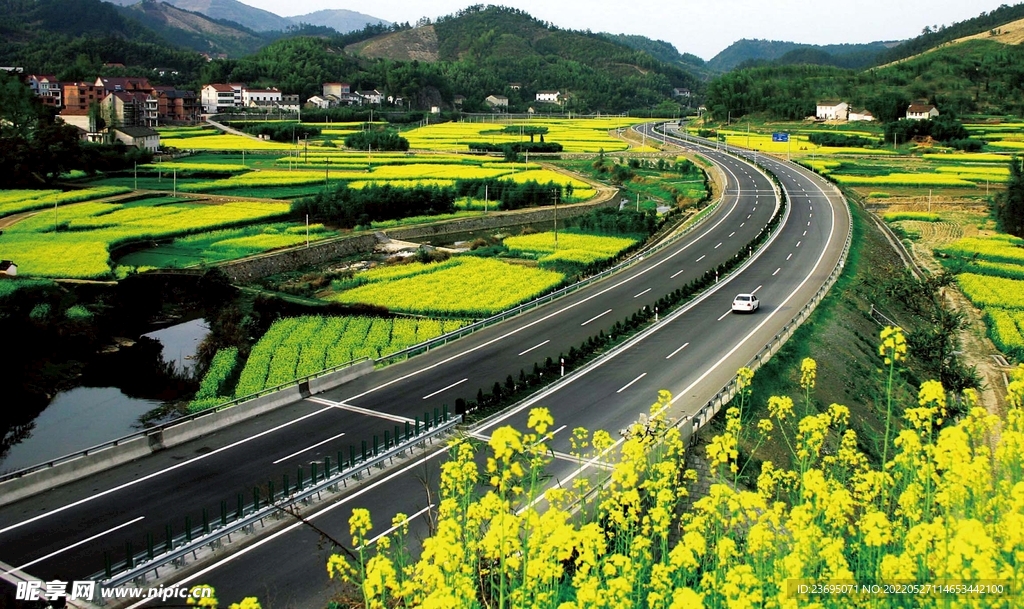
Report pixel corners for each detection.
[344,129,409,151]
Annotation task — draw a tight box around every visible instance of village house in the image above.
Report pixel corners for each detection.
[484,94,508,109]
[906,103,940,120]
[0,261,17,277]
[357,89,383,105]
[201,84,236,113]
[322,83,351,97]
[848,107,875,122]
[535,90,561,105]
[27,74,62,107]
[113,126,160,152]
[816,100,849,121]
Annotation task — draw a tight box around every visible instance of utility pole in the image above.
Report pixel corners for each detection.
[553,189,558,249]
[484,184,488,213]
[173,168,177,197]
[134,162,137,190]
[306,214,310,247]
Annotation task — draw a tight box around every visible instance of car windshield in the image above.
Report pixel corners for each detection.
[737,295,750,301]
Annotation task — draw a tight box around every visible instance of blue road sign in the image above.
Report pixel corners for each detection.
[772,132,789,143]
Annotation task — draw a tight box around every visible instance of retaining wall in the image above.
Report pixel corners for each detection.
[0,361,374,507]
[217,195,617,282]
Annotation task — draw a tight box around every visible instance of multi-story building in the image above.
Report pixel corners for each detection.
[201,84,236,113]
[152,87,201,123]
[27,74,62,107]
[242,87,282,106]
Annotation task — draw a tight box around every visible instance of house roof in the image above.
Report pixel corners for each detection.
[30,74,58,82]
[537,90,560,95]
[817,99,846,106]
[850,108,873,115]
[116,126,159,138]
[486,94,508,100]
[907,103,937,113]
[0,260,16,270]
[205,84,234,92]
[245,88,280,94]
[96,76,151,90]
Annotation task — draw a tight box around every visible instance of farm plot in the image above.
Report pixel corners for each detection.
[0,198,292,278]
[233,315,464,396]
[117,222,334,269]
[327,257,565,317]
[504,231,638,267]
[0,187,131,217]
[402,118,640,153]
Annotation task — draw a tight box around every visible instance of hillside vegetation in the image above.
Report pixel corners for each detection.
[708,38,898,72]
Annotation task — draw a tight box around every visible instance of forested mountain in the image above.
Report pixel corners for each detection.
[875,2,1024,65]
[598,33,711,78]
[115,1,268,57]
[104,0,293,31]
[708,39,898,72]
[347,5,700,112]
[0,0,207,83]
[704,38,1024,120]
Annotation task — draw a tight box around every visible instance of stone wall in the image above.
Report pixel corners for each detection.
[218,194,618,283]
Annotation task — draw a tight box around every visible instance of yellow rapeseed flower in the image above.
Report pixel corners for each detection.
[799,358,817,391]
[736,367,754,391]
[767,396,794,422]
[879,325,907,365]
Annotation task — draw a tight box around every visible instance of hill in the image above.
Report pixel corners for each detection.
[117,0,267,57]
[708,38,898,72]
[338,5,699,112]
[875,2,1024,65]
[288,9,390,34]
[598,33,711,78]
[104,0,293,31]
[0,0,206,81]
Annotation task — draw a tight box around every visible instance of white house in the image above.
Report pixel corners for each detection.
[357,89,383,105]
[848,108,875,122]
[201,84,235,113]
[906,103,939,120]
[323,83,351,97]
[484,94,508,108]
[536,90,561,104]
[242,88,281,106]
[672,88,691,98]
[0,260,16,277]
[114,126,160,152]
[816,100,849,121]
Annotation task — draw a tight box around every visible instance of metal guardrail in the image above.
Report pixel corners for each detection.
[376,195,725,367]
[670,135,854,443]
[0,357,368,484]
[93,411,461,589]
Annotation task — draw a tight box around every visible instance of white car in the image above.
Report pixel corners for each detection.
[732,293,759,313]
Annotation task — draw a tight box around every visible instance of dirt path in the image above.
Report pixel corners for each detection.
[892,217,1010,415]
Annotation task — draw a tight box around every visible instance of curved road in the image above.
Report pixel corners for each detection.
[0,126,849,608]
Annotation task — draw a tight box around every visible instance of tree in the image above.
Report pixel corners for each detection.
[996,157,1024,238]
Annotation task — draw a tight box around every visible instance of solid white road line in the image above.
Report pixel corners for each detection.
[581,309,612,326]
[125,446,452,609]
[0,406,335,536]
[307,397,414,424]
[666,342,690,359]
[272,432,347,465]
[358,504,434,550]
[5,516,145,574]
[518,339,550,356]
[616,373,647,394]
[634,288,652,298]
[671,269,686,279]
[717,310,732,321]
[422,378,468,400]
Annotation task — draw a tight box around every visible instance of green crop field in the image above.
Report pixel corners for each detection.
[0,197,292,278]
[327,257,565,317]
[117,222,334,269]
[504,231,638,267]
[232,315,465,396]
[0,187,131,218]
[402,118,642,153]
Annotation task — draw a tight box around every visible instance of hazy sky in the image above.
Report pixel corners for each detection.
[240,0,1013,59]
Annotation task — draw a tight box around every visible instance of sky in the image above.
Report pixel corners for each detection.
[240,0,1016,60]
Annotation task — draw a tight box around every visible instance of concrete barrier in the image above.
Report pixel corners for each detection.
[308,360,374,394]
[0,363,374,507]
[0,436,153,506]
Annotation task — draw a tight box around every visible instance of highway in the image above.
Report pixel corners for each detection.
[0,125,849,608]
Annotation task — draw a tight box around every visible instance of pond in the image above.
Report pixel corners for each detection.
[0,318,209,474]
